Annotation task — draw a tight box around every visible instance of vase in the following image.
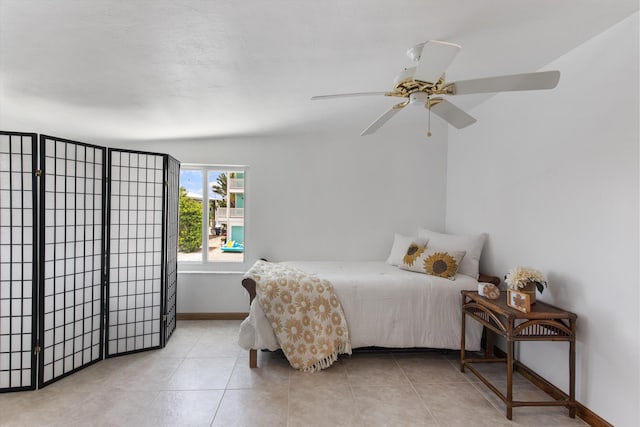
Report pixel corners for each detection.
[521,282,537,304]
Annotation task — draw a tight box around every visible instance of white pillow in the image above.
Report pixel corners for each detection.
[417,229,487,279]
[385,233,426,266]
[398,243,466,280]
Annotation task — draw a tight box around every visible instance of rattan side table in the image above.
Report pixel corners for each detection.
[460,290,577,420]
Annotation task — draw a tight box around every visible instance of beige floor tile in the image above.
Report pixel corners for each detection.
[415,382,512,427]
[351,385,438,427]
[0,390,30,425]
[156,333,200,358]
[212,388,289,427]
[288,383,362,427]
[197,320,243,337]
[107,355,184,391]
[91,390,160,427]
[289,360,348,389]
[9,389,159,427]
[395,353,469,384]
[187,334,243,358]
[343,354,410,387]
[0,388,87,426]
[44,358,124,394]
[167,357,236,390]
[227,356,290,389]
[147,390,224,426]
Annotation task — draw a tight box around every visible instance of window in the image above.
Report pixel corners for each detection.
[178,165,245,264]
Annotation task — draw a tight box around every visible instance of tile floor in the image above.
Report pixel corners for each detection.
[0,320,587,427]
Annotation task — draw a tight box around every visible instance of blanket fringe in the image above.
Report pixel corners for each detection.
[302,341,352,373]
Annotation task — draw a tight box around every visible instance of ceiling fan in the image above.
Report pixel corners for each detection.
[311,40,560,136]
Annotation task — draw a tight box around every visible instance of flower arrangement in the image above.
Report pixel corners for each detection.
[504,266,547,293]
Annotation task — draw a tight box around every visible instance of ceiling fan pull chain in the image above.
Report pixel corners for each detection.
[427,97,432,137]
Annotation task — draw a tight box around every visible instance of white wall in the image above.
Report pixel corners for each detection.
[445,13,639,426]
[100,123,449,312]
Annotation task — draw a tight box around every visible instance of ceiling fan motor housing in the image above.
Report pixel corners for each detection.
[311,40,560,136]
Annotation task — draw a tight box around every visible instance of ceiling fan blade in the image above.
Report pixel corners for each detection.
[311,92,387,100]
[360,103,407,136]
[412,40,461,84]
[450,70,560,95]
[429,99,477,129]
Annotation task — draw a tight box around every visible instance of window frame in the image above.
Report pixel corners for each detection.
[178,163,247,272]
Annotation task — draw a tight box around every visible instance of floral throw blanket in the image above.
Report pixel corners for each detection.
[246,260,352,372]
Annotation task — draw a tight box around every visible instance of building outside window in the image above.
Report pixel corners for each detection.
[178,165,245,264]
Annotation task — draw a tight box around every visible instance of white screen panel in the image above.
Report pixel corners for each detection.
[0,132,37,391]
[107,150,164,355]
[164,156,179,343]
[39,136,104,386]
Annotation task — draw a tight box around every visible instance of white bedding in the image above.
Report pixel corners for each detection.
[238,261,483,352]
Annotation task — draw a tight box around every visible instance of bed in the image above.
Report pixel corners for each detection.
[238,228,499,369]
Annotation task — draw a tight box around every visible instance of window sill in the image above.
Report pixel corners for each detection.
[178,270,245,275]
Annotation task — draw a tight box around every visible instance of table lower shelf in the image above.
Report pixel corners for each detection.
[461,357,577,420]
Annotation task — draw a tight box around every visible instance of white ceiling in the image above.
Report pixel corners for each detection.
[0,0,637,142]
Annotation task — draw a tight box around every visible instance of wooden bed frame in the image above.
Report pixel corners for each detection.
[241,272,501,368]
[241,268,500,368]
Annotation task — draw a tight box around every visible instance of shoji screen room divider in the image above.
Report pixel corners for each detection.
[0,131,179,392]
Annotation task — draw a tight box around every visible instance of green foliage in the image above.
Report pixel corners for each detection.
[178,187,202,253]
[212,173,227,208]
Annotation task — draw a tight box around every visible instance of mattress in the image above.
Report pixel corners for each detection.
[238,261,483,352]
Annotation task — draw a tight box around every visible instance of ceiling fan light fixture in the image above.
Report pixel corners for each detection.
[409,92,428,106]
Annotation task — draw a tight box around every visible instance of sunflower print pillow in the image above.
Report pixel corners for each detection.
[402,242,425,267]
[400,244,466,280]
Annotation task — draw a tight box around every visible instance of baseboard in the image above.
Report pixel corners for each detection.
[176,312,248,320]
[491,346,612,427]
